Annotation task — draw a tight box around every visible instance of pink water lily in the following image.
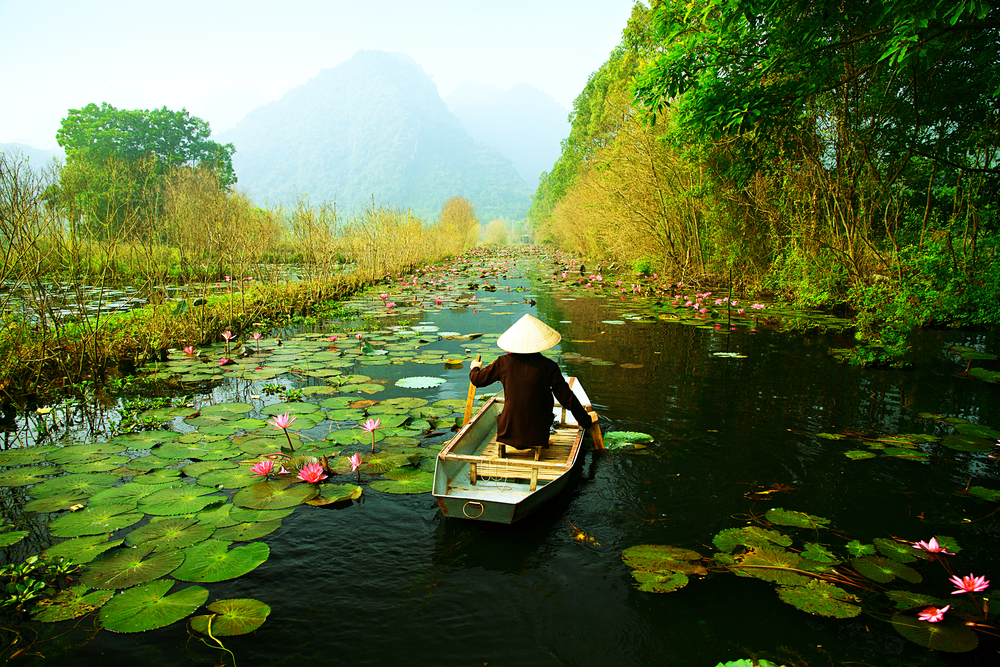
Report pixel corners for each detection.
[183,346,196,355]
[434,298,444,305]
[355,333,363,341]
[218,357,230,366]
[252,332,262,340]
[950,573,990,594]
[268,412,297,452]
[360,417,382,453]
[917,605,949,623]
[222,330,233,341]
[250,459,274,477]
[913,537,954,555]
[349,452,362,472]
[297,462,328,483]
[750,303,766,310]
[328,335,340,342]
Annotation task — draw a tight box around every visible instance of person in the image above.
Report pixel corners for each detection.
[469,314,598,457]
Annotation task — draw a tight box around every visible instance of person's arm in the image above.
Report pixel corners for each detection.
[469,357,503,388]
[551,372,593,429]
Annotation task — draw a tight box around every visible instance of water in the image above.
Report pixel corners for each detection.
[9,257,1000,666]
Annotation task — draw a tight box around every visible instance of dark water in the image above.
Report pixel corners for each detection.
[18,264,1000,667]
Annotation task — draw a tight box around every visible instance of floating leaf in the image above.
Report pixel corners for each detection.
[361,453,410,474]
[213,520,281,541]
[777,580,861,618]
[228,506,295,522]
[0,466,57,486]
[713,526,792,553]
[190,598,271,636]
[99,579,208,633]
[82,543,185,589]
[815,432,846,440]
[370,468,433,494]
[139,485,226,516]
[766,508,830,529]
[801,543,841,564]
[891,614,978,652]
[0,531,28,547]
[261,401,321,416]
[172,540,269,582]
[395,376,446,389]
[622,545,706,576]
[195,503,237,528]
[24,493,88,513]
[49,504,144,538]
[887,590,949,610]
[968,486,1000,502]
[852,556,922,583]
[844,450,877,460]
[736,548,810,586]
[604,431,655,449]
[33,586,115,622]
[233,479,317,509]
[874,537,922,563]
[941,434,995,452]
[44,535,124,564]
[125,518,215,551]
[631,570,689,593]
[196,463,258,489]
[846,540,876,557]
[306,484,363,506]
[89,483,167,505]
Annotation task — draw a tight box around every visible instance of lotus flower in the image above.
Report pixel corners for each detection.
[950,573,990,594]
[355,333,363,341]
[349,452,362,472]
[434,298,443,305]
[328,335,340,343]
[913,537,955,555]
[250,459,274,477]
[222,330,233,341]
[750,303,766,310]
[386,301,396,308]
[183,346,196,355]
[251,332,262,354]
[267,412,296,452]
[297,462,328,483]
[360,417,382,453]
[917,605,949,623]
[218,357,230,366]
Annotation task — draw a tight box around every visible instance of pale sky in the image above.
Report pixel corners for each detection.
[0,0,639,150]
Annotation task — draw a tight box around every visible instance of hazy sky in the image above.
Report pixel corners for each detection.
[1,0,638,149]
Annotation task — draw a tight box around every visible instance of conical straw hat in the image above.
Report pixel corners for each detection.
[496,314,561,354]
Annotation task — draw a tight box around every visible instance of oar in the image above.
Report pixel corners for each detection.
[463,354,482,426]
[590,413,606,451]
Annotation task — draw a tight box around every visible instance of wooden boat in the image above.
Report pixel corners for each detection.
[433,377,592,524]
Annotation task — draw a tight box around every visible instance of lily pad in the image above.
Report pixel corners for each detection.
[369,468,433,494]
[233,479,318,509]
[306,484,363,506]
[99,579,208,633]
[213,520,282,541]
[736,548,809,586]
[89,483,167,505]
[49,505,144,537]
[228,507,295,522]
[766,508,830,529]
[891,614,979,652]
[941,434,995,452]
[0,531,28,547]
[844,450,877,460]
[603,431,655,449]
[24,493,88,513]
[33,586,115,622]
[887,590,949,610]
[846,540,876,557]
[190,598,271,636]
[82,543,185,589]
[777,580,861,618]
[713,526,792,553]
[171,540,270,582]
[852,556,922,583]
[622,545,706,576]
[874,537,922,563]
[43,535,124,564]
[968,486,1000,502]
[630,570,689,593]
[125,518,215,551]
[0,466,57,487]
[139,485,227,516]
[395,376,446,389]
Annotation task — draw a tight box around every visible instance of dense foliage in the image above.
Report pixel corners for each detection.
[531,1,1000,362]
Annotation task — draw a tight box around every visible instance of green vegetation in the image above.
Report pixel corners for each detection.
[531,2,1000,363]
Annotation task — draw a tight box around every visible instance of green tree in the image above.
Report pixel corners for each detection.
[438,196,480,251]
[55,102,235,238]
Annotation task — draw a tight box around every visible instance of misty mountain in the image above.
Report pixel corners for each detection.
[0,143,64,170]
[219,50,531,222]
[445,82,569,188]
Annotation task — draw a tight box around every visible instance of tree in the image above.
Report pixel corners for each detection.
[438,196,480,251]
[483,219,510,245]
[54,102,236,238]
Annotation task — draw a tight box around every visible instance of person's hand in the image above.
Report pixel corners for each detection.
[587,410,599,424]
[470,359,483,371]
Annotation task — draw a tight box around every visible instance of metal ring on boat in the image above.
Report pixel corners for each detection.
[463,501,485,518]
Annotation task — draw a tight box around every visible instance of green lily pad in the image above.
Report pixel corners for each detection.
[190,598,271,636]
[228,507,295,522]
[43,535,124,564]
[369,468,433,494]
[306,484,363,506]
[603,431,655,450]
[213,520,282,541]
[968,367,1000,384]
[89,483,168,505]
[131,469,184,484]
[99,579,208,633]
[852,556,922,583]
[196,463,258,489]
[801,543,841,564]
[139,485,227,516]
[182,461,237,477]
[200,402,254,418]
[261,402,321,416]
[125,518,216,551]
[846,540,876,556]
[361,453,410,474]
[49,504,144,537]
[82,543,185,589]
[622,545,705,575]
[713,526,792,553]
[0,466,56,487]
[891,614,979,652]
[233,478,318,509]
[968,486,1000,502]
[777,580,861,618]
[765,508,830,529]
[941,434,995,452]
[171,540,269,582]
[844,450,877,460]
[0,531,28,547]
[33,586,115,622]
[886,590,949,610]
[395,376,446,389]
[24,493,88,513]
[874,537,922,563]
[631,570,689,593]
[195,503,237,528]
[736,548,809,586]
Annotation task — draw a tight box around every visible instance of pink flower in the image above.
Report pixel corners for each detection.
[917,605,949,623]
[349,453,362,472]
[252,333,262,341]
[355,333,363,341]
[268,412,296,430]
[297,462,328,483]
[379,293,388,300]
[218,357,230,366]
[751,303,766,310]
[222,330,233,341]
[386,301,396,308]
[913,537,955,555]
[561,272,567,278]
[329,335,340,342]
[183,346,196,354]
[360,418,382,433]
[950,573,990,594]
[250,459,274,477]
[434,298,444,304]
[738,308,745,314]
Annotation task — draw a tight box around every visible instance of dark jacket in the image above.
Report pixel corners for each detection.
[469,353,592,449]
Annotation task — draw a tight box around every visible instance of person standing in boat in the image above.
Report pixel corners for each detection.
[469,314,598,457]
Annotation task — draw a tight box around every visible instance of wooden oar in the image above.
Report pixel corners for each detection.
[590,414,606,451]
[463,354,482,426]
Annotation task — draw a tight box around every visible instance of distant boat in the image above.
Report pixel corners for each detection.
[432,377,592,523]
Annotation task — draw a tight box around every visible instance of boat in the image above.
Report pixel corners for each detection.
[432,376,593,523]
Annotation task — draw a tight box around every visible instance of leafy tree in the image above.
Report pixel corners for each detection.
[483,219,510,245]
[54,102,235,238]
[438,196,480,251]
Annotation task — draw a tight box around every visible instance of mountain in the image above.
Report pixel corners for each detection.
[218,50,531,222]
[0,143,64,170]
[445,82,569,188]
